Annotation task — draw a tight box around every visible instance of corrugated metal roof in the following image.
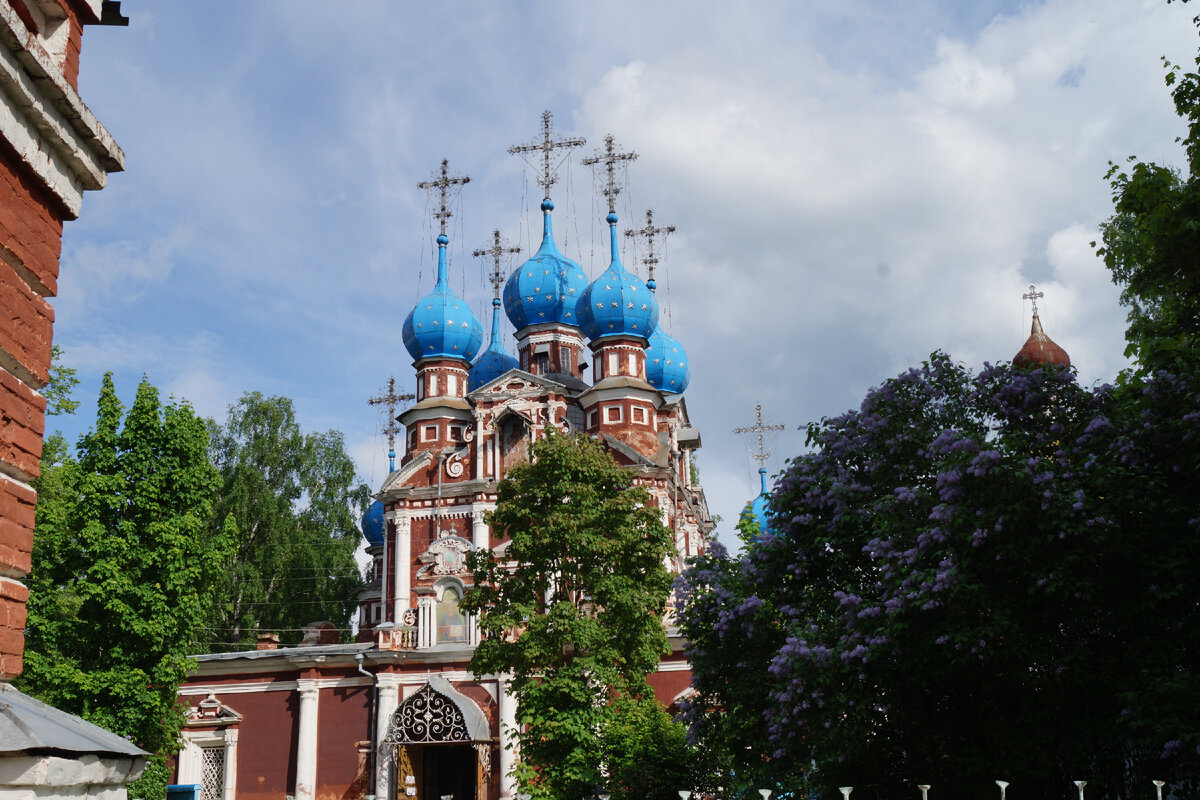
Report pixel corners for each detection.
[0,684,146,757]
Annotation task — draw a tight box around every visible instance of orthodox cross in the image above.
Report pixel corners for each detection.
[582,134,638,215]
[417,159,471,236]
[1023,284,1044,315]
[473,229,521,299]
[734,403,786,470]
[625,208,675,283]
[368,377,414,472]
[507,110,586,198]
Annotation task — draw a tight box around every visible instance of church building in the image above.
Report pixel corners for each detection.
[173,115,714,800]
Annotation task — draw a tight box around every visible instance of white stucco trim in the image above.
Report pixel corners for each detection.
[0,4,124,218]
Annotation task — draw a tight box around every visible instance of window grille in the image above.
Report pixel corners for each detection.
[200,745,226,800]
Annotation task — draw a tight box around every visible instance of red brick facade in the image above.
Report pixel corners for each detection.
[0,0,124,679]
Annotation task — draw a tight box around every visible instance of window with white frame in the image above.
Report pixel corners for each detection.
[633,407,646,424]
[587,409,598,428]
[179,729,238,800]
[422,424,439,441]
[605,405,623,423]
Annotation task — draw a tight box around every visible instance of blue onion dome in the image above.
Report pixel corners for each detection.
[576,212,659,342]
[741,468,771,534]
[402,234,484,362]
[504,199,589,330]
[469,298,520,391]
[361,499,385,547]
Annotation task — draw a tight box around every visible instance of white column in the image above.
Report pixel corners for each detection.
[295,679,319,800]
[395,515,411,623]
[418,596,435,649]
[472,510,489,551]
[376,674,401,800]
[223,729,238,800]
[497,676,518,799]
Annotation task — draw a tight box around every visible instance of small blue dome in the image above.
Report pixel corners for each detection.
[740,469,771,535]
[469,299,519,391]
[504,200,589,330]
[402,235,484,362]
[645,325,690,394]
[361,500,385,547]
[576,213,659,342]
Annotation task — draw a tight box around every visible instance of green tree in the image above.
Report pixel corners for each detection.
[1097,5,1200,372]
[463,430,676,800]
[678,354,1200,799]
[19,373,233,800]
[204,392,369,648]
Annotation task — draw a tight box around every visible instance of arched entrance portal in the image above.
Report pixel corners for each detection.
[382,677,492,800]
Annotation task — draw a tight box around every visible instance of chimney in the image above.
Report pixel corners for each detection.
[257,632,280,651]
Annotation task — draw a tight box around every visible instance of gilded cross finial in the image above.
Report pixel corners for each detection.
[625,209,675,283]
[1023,284,1044,316]
[473,229,521,299]
[417,159,471,236]
[734,403,786,469]
[508,110,586,199]
[368,377,415,472]
[582,134,638,215]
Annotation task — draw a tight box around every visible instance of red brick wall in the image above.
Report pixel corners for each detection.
[0,146,63,679]
[316,684,371,800]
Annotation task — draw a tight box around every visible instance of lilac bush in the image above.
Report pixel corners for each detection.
[677,353,1200,798]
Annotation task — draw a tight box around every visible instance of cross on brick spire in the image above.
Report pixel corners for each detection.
[1023,284,1045,316]
[417,159,471,236]
[368,377,414,472]
[734,403,786,470]
[582,134,638,215]
[473,229,521,299]
[625,208,675,283]
[508,110,586,199]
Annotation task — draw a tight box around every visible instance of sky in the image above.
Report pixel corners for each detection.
[53,0,1199,548]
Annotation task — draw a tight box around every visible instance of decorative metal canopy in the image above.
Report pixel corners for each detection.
[382,676,490,745]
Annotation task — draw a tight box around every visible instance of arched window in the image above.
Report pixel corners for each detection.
[437,586,467,643]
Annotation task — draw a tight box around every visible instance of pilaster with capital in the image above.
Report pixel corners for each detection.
[375,675,401,800]
[395,514,411,622]
[295,679,320,800]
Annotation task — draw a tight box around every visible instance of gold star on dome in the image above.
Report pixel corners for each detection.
[627,301,635,309]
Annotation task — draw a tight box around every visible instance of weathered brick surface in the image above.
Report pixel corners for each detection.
[0,260,53,386]
[0,475,35,577]
[0,576,28,679]
[61,2,83,89]
[0,143,65,297]
[0,367,46,481]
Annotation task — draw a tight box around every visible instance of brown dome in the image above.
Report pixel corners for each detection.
[1014,311,1070,368]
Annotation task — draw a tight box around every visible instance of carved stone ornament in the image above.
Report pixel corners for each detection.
[475,742,492,776]
[416,534,473,578]
[383,683,470,744]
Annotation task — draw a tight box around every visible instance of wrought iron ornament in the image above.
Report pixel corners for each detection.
[582,134,638,215]
[734,403,786,469]
[625,208,675,283]
[384,683,470,744]
[368,377,414,471]
[1023,283,1044,315]
[473,229,521,299]
[418,159,471,236]
[367,376,415,472]
[508,110,585,198]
